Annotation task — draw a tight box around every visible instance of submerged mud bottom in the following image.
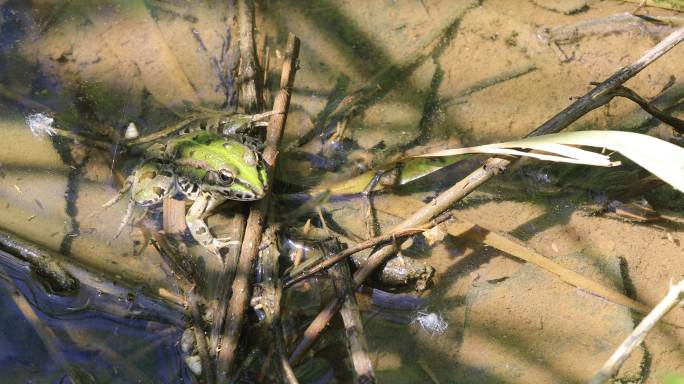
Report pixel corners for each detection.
[0,250,189,382]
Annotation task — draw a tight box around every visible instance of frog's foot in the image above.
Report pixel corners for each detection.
[108,199,136,243]
[100,176,134,209]
[203,237,241,255]
[189,226,240,260]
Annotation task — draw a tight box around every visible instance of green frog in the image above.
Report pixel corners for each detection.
[105,131,268,258]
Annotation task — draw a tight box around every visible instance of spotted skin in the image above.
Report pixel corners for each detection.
[130,160,175,206]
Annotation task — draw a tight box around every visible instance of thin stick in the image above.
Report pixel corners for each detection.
[284,227,426,288]
[329,255,375,383]
[590,280,684,384]
[189,293,215,384]
[43,127,112,150]
[209,212,245,355]
[280,353,300,384]
[162,197,187,234]
[216,33,299,379]
[126,114,206,146]
[149,227,195,288]
[288,26,684,363]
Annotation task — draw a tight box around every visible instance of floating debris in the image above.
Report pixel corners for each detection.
[125,122,139,139]
[25,113,56,137]
[412,311,448,336]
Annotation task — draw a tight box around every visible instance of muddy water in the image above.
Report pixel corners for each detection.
[1,0,683,383]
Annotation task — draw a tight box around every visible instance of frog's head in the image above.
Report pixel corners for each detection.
[203,138,268,201]
[203,152,268,201]
[173,133,269,201]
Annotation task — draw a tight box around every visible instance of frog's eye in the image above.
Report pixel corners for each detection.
[218,169,235,185]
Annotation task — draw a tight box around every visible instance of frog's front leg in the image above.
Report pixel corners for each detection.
[186,192,238,260]
[102,175,134,208]
[104,159,173,240]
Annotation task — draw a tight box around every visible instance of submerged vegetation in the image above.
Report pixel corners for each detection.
[0,0,684,383]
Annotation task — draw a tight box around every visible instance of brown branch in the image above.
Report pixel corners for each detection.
[216,33,300,380]
[148,229,194,297]
[288,26,684,364]
[260,226,299,383]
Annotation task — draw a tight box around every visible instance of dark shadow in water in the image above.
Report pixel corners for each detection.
[0,249,187,382]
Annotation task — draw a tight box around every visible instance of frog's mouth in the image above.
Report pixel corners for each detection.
[218,180,266,201]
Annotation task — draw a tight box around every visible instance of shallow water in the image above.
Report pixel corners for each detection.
[1,0,684,383]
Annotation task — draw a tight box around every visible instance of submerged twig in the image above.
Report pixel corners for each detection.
[216,33,300,379]
[0,228,78,294]
[329,255,375,383]
[590,280,684,384]
[259,226,299,384]
[540,12,683,46]
[289,26,684,363]
[189,292,215,384]
[439,63,538,107]
[209,212,246,355]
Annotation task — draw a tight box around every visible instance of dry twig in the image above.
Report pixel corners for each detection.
[209,213,246,355]
[590,280,684,384]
